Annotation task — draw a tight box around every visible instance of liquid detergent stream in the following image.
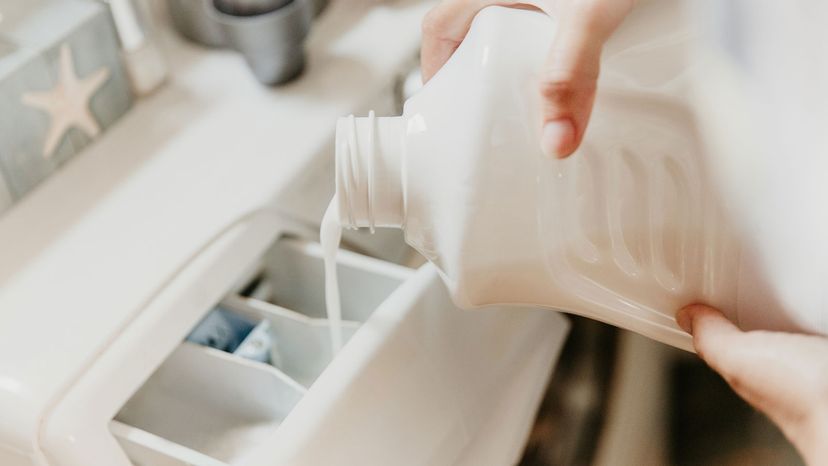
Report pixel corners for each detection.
[321,197,343,353]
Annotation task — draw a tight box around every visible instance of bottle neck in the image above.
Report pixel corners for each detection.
[335,113,405,230]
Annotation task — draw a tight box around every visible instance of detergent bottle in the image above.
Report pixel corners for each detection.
[330,5,827,350]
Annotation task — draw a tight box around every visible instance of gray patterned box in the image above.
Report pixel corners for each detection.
[0,0,133,209]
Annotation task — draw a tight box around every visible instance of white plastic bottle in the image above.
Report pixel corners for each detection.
[331,6,826,350]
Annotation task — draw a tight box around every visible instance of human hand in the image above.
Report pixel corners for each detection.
[420,0,635,158]
[677,304,828,465]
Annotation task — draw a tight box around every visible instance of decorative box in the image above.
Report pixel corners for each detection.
[0,0,133,209]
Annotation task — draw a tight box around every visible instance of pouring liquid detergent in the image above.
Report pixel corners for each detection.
[322,6,828,351]
[321,111,380,354]
[321,198,343,353]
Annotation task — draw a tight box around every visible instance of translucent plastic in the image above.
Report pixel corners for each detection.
[333,6,826,350]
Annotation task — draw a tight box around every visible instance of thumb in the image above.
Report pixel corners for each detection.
[539,1,632,158]
[677,303,828,465]
[676,304,746,373]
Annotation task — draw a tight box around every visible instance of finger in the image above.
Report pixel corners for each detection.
[678,304,828,460]
[421,0,486,83]
[677,304,789,420]
[676,304,746,373]
[539,0,633,158]
[421,0,541,83]
[679,304,814,421]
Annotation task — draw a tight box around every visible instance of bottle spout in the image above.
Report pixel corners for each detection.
[335,112,405,230]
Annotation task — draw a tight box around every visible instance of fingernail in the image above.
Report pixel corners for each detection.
[676,306,694,334]
[541,119,575,158]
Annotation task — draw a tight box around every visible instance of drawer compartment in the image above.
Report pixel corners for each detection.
[247,238,412,322]
[222,296,362,387]
[110,420,226,466]
[114,342,305,464]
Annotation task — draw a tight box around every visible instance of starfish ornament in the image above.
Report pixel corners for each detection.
[21,44,110,159]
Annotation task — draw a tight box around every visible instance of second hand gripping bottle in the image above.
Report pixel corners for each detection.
[331,6,826,351]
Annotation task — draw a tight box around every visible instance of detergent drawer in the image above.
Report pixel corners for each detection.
[107,235,569,466]
[109,237,408,465]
